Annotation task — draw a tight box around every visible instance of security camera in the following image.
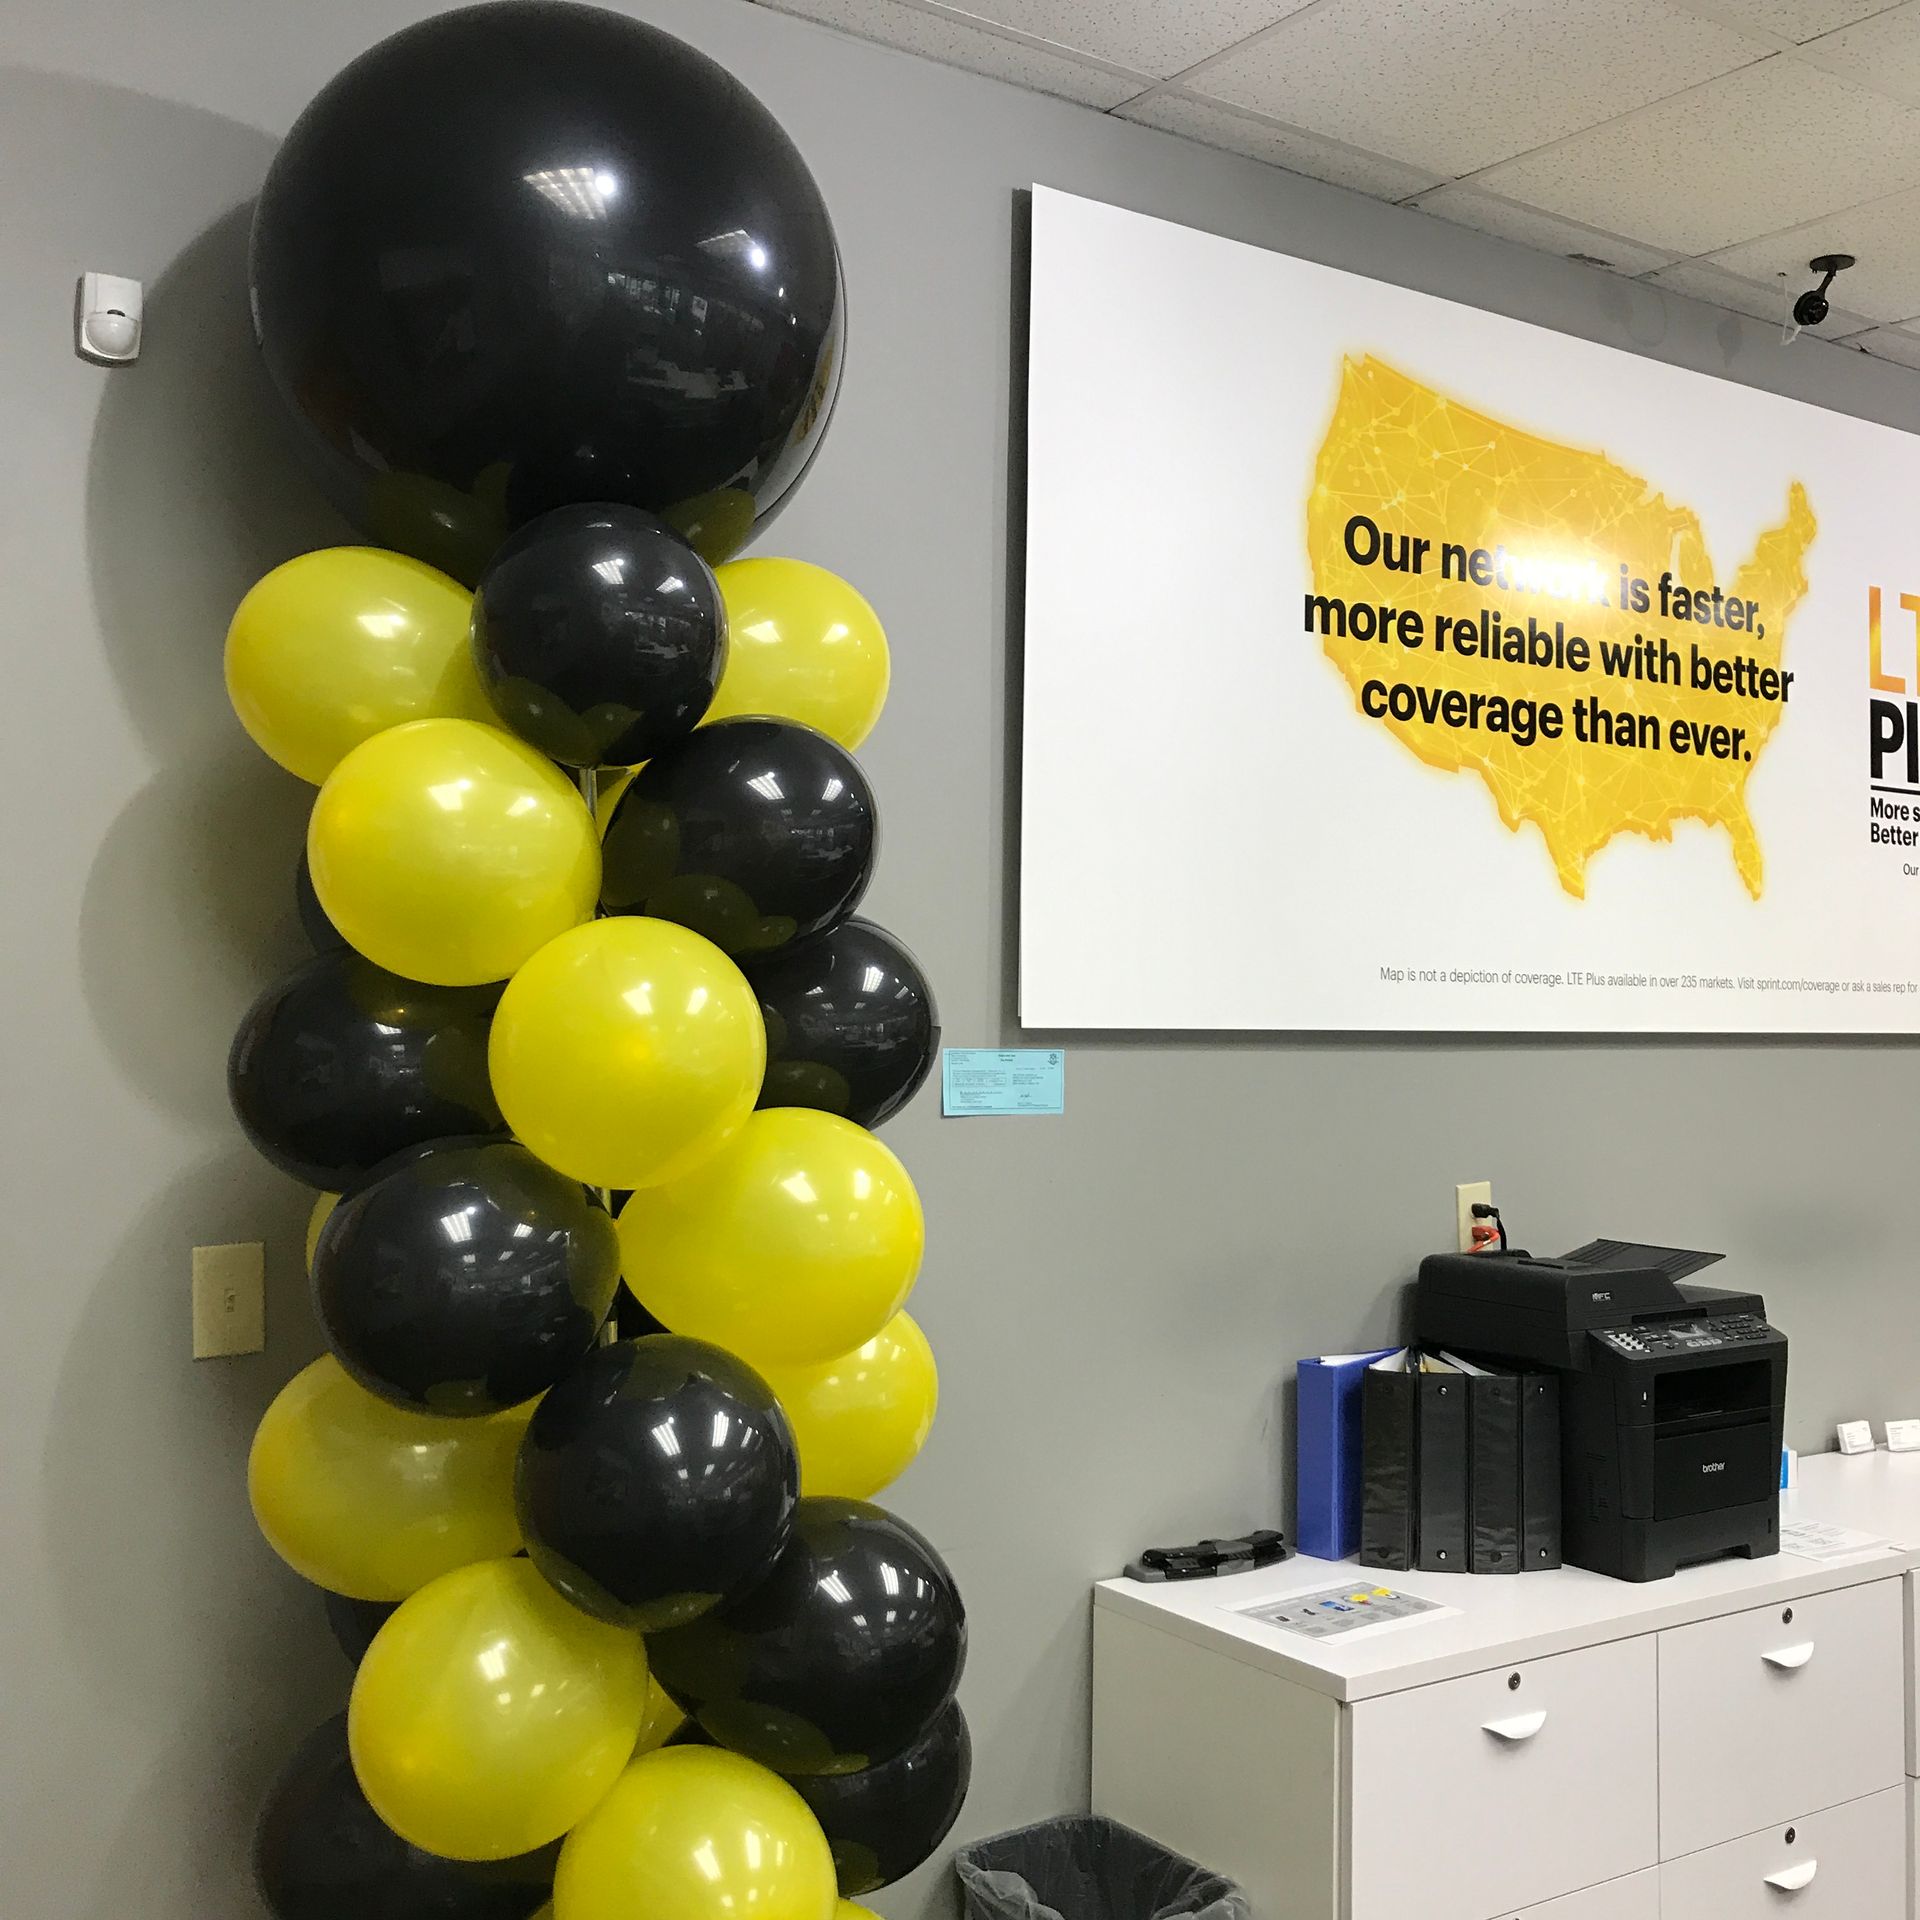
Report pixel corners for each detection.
[1792,254,1855,331]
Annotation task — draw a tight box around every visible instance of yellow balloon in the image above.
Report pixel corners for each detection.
[309,719,599,986]
[633,1676,687,1760]
[248,1357,528,1601]
[758,1312,938,1500]
[619,1110,923,1368]
[490,917,765,1191]
[305,1191,340,1271]
[554,1746,837,1920]
[364,470,509,589]
[225,548,492,784]
[351,1558,650,1861]
[707,559,890,749]
[593,766,637,834]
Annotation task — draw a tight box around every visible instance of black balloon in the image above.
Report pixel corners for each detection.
[294,848,345,952]
[322,1590,397,1667]
[314,1141,619,1415]
[600,718,876,957]
[249,0,843,576]
[516,1335,798,1629]
[228,950,505,1189]
[648,1496,966,1774]
[255,1713,556,1920]
[472,505,729,768]
[792,1702,971,1894]
[748,917,938,1128]
[612,1279,668,1340]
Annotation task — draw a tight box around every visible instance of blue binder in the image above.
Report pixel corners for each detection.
[1297,1349,1396,1561]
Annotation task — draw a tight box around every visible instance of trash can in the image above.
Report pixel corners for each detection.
[955,1815,1249,1920]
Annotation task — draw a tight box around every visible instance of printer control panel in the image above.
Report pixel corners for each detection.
[1598,1314,1775,1356]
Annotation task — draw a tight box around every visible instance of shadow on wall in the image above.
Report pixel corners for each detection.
[6,68,358,1918]
[83,197,348,1129]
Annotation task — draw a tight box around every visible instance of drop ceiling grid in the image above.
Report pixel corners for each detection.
[750,0,1920,344]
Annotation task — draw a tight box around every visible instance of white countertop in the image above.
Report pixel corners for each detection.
[1094,1449,1920,1702]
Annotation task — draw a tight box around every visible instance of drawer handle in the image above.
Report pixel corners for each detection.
[1763,1859,1818,1892]
[1761,1641,1815,1671]
[1480,1710,1546,1742]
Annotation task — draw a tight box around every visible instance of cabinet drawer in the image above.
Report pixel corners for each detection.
[1657,1787,1905,1917]
[1347,1637,1656,1920]
[1500,1869,1659,1918]
[1658,1577,1903,1857]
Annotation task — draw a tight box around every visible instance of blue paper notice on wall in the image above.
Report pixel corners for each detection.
[941,1048,1065,1117]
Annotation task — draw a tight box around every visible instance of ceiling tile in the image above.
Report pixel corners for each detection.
[1664,0,1891,41]
[753,0,1147,105]
[1181,0,1772,176]
[927,0,1315,79]
[1116,91,1443,197]
[1845,321,1920,367]
[1704,184,1920,320]
[1790,0,1920,103]
[1471,58,1920,254]
[1407,184,1679,274]
[1642,255,1873,332]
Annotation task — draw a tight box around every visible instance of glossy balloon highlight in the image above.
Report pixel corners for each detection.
[472,506,727,768]
[600,718,876,958]
[748,918,938,1129]
[516,1335,797,1630]
[619,1110,923,1368]
[553,1746,838,1920]
[708,559,890,749]
[250,2,843,565]
[314,1141,619,1415]
[488,916,765,1191]
[647,1497,965,1774]
[350,1558,650,1861]
[228,949,504,1189]
[309,719,599,986]
[791,1703,971,1894]
[254,1712,557,1920]
[757,1313,937,1502]
[249,1358,529,1599]
[227,548,491,784]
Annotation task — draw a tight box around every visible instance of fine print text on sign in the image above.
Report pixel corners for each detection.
[940,1049,1065,1117]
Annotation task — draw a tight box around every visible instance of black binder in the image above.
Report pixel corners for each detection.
[1414,1361,1468,1573]
[1519,1372,1562,1570]
[1358,1352,1416,1571]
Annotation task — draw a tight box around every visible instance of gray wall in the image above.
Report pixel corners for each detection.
[6,2,1920,1914]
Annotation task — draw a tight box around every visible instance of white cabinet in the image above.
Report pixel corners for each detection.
[1657,1577,1904,1857]
[1348,1639,1657,1920]
[1502,1872,1660,1919]
[1657,1787,1905,1917]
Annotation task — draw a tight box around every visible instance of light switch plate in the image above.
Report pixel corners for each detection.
[192,1243,265,1358]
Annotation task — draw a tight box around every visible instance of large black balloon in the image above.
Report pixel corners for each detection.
[472,506,729,767]
[600,718,876,957]
[516,1334,798,1630]
[256,1713,556,1920]
[647,1496,966,1774]
[228,950,505,1188]
[792,1702,971,1894]
[322,1589,397,1667]
[313,1141,619,1415]
[249,0,843,578]
[748,917,938,1128]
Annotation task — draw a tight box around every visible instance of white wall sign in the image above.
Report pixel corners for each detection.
[1019,186,1920,1034]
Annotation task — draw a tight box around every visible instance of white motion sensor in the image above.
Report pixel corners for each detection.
[76,272,142,364]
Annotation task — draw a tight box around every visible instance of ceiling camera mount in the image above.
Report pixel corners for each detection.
[1793,253,1856,330]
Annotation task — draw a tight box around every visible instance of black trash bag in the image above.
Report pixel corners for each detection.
[955,1816,1249,1920]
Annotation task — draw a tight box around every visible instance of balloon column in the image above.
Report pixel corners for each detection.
[222,8,964,1916]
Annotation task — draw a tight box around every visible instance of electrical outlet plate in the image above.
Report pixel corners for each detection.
[192,1243,265,1358]
[1455,1180,1492,1254]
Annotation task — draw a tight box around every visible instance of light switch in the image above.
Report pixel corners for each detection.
[192,1243,265,1358]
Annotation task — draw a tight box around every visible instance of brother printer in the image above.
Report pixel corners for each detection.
[1415,1240,1787,1583]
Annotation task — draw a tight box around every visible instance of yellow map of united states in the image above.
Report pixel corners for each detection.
[1308,356,1816,898]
